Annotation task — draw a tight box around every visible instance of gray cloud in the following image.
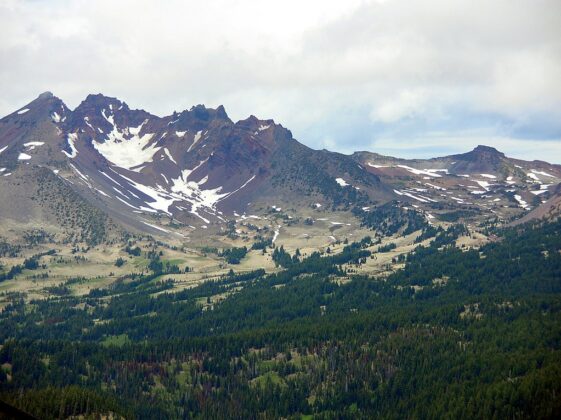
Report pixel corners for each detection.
[1,0,560,161]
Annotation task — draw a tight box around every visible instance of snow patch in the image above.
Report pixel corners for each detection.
[142,221,171,233]
[272,227,281,243]
[164,148,177,164]
[514,194,530,210]
[100,171,123,187]
[83,116,95,131]
[18,153,31,160]
[0,145,7,155]
[335,178,349,187]
[95,188,110,197]
[187,130,203,152]
[17,108,29,115]
[23,141,44,151]
[170,162,256,222]
[475,180,492,190]
[62,133,78,158]
[394,189,428,203]
[527,173,540,181]
[425,182,445,190]
[115,196,141,210]
[51,112,62,123]
[69,163,89,183]
[397,165,442,178]
[118,172,177,215]
[531,169,554,178]
[93,116,159,170]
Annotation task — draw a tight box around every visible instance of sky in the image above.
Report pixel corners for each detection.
[1,0,561,162]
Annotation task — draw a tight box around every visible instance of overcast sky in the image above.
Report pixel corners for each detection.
[1,0,560,162]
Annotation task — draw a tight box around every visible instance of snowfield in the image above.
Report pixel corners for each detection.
[93,113,160,170]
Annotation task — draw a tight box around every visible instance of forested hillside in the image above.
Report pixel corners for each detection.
[1,219,561,418]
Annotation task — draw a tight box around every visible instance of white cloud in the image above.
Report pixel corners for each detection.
[0,0,560,162]
[370,89,430,123]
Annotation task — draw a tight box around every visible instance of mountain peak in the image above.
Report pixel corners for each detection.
[0,91,68,122]
[37,91,55,100]
[31,91,64,107]
[172,105,232,131]
[184,104,230,121]
[81,93,127,110]
[472,145,504,156]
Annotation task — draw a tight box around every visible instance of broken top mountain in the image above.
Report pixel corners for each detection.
[0,92,389,237]
[0,92,560,240]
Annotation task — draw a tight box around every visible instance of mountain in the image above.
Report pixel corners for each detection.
[1,92,560,243]
[353,145,561,224]
[0,92,390,240]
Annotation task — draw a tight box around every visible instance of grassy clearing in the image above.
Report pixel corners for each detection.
[101,334,130,347]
